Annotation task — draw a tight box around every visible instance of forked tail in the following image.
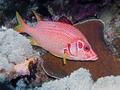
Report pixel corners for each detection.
[15,12,34,35]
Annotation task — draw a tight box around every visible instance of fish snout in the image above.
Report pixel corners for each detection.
[86,50,98,61]
[89,55,98,60]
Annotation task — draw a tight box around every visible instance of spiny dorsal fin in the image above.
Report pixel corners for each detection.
[32,10,42,22]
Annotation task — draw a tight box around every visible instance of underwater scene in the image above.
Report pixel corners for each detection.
[0,0,120,90]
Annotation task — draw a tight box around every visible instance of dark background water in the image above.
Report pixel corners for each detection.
[0,0,118,27]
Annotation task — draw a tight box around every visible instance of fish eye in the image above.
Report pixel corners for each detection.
[84,45,90,51]
[77,41,83,49]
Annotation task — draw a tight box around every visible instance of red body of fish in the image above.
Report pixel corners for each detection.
[16,12,98,61]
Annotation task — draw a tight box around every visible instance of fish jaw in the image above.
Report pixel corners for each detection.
[82,52,98,61]
[65,54,98,61]
[65,53,98,61]
[84,49,98,61]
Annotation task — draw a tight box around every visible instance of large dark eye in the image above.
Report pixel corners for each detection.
[84,45,90,51]
[78,41,83,49]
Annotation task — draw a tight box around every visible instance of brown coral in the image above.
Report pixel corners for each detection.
[42,19,120,80]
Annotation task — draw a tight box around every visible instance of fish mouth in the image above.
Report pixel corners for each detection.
[68,54,98,61]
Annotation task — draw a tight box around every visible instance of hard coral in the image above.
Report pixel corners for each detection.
[0,26,37,82]
[33,68,93,90]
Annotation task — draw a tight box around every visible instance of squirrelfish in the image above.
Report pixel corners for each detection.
[16,12,98,64]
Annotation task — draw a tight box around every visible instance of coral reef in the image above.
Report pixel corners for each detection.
[92,76,120,90]
[0,26,50,90]
[14,58,49,90]
[100,4,120,57]
[0,27,36,64]
[25,68,120,90]
[27,68,93,90]
[1,0,120,90]
[0,26,35,81]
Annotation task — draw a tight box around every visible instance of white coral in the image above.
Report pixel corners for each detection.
[0,27,34,64]
[30,68,120,90]
[92,76,120,90]
[0,26,37,81]
[36,68,93,90]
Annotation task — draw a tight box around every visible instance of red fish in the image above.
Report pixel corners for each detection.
[16,12,98,64]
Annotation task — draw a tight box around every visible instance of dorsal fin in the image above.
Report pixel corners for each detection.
[32,10,42,22]
[57,16,73,25]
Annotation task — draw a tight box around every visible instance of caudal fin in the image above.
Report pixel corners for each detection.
[15,12,24,33]
[14,24,23,33]
[15,12,29,33]
[15,12,35,35]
